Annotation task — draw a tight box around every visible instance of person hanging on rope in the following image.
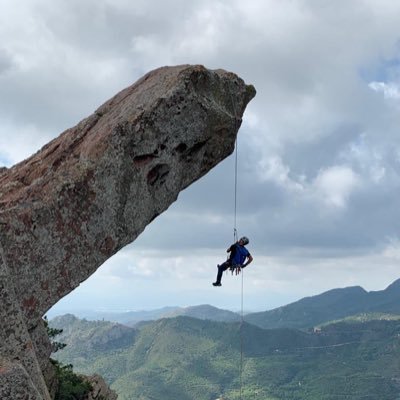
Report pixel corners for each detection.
[212,236,253,287]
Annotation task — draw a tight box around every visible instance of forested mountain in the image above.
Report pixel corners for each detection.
[161,304,240,323]
[55,304,240,327]
[59,307,179,325]
[49,280,400,399]
[50,313,400,399]
[50,314,137,354]
[245,279,400,329]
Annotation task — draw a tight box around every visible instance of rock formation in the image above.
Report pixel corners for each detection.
[85,374,118,400]
[0,64,255,399]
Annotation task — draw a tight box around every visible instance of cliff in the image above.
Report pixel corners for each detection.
[0,64,255,399]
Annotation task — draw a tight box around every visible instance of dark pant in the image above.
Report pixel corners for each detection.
[215,260,232,284]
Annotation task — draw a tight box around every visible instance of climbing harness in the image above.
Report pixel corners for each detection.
[229,264,242,275]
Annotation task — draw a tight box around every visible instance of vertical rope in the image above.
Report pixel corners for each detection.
[234,136,238,244]
[231,86,239,244]
[230,87,244,400]
[235,122,244,400]
[239,268,244,400]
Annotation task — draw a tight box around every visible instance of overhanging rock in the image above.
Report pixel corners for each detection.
[0,64,255,398]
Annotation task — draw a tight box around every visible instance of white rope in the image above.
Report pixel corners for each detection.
[230,87,244,400]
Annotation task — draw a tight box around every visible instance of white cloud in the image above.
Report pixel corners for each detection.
[369,81,400,100]
[313,166,361,208]
[0,118,54,166]
[258,155,305,193]
[382,237,400,260]
[339,134,387,184]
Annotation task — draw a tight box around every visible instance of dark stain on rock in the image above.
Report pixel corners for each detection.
[133,154,158,167]
[100,236,115,256]
[20,212,32,228]
[147,164,170,186]
[174,143,187,153]
[25,341,34,351]
[22,296,38,314]
[187,140,208,157]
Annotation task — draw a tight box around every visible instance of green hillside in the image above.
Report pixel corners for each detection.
[51,314,400,399]
[245,279,400,330]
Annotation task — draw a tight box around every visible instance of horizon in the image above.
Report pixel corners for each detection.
[46,277,398,320]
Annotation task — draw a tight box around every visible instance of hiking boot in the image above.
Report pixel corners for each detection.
[212,282,222,287]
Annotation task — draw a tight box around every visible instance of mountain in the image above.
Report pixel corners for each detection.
[245,279,400,329]
[51,314,137,354]
[50,314,400,400]
[58,307,181,325]
[52,304,240,327]
[160,304,241,323]
[50,278,400,333]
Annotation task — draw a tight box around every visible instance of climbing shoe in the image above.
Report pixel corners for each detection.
[212,282,222,287]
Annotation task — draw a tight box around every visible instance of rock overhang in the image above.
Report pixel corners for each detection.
[0,64,255,399]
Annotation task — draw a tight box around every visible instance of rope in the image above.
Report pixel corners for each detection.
[229,86,244,400]
[233,118,238,243]
[239,268,244,400]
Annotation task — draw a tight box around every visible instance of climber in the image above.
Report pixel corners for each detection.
[212,236,253,287]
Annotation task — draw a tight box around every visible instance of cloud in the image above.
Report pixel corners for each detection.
[0,118,54,166]
[313,165,361,208]
[369,81,400,100]
[258,155,305,193]
[3,0,400,311]
[382,238,400,263]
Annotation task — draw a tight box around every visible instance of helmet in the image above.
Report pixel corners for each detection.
[240,236,249,245]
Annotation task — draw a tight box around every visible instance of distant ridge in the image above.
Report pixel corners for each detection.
[245,278,400,329]
[63,306,180,325]
[162,304,241,323]
[57,304,241,327]
[49,278,400,330]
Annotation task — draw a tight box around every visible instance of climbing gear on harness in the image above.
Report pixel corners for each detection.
[230,264,242,275]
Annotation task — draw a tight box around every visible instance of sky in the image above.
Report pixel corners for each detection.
[1,0,400,315]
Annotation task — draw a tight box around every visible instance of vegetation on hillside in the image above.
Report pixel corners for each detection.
[51,313,400,399]
[44,316,92,400]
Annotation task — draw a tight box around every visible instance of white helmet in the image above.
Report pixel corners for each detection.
[240,236,249,245]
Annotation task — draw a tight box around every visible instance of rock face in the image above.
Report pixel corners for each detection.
[0,64,255,398]
[84,374,118,400]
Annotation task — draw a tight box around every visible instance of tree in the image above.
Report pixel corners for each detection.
[44,316,92,400]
